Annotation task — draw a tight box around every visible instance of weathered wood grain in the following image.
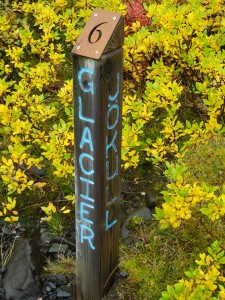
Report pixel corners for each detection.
[73,45,123,299]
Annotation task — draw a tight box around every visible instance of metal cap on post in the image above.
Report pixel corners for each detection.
[72,9,124,300]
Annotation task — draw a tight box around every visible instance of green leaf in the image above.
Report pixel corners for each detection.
[174,283,184,294]
[185,268,195,279]
[207,246,214,256]
[177,189,189,197]
[186,120,191,128]
[201,207,209,216]
[222,185,225,194]
[154,207,164,219]
[160,222,170,229]
[219,257,225,264]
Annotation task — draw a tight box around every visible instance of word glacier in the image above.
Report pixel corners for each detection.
[77,67,120,250]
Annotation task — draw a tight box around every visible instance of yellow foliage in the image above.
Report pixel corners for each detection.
[0,197,19,224]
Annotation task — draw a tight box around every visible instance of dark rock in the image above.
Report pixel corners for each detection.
[52,253,60,259]
[48,294,57,300]
[125,236,142,246]
[120,225,130,240]
[55,275,67,286]
[40,231,52,246]
[57,286,71,297]
[19,163,46,177]
[48,243,68,254]
[3,238,41,300]
[121,180,130,193]
[29,164,46,176]
[121,206,151,239]
[1,227,12,236]
[134,206,152,220]
[41,245,50,255]
[0,267,7,276]
[145,187,160,209]
[45,285,52,292]
[48,282,57,291]
[119,270,128,278]
[43,289,48,295]
[50,236,76,249]
[0,287,6,299]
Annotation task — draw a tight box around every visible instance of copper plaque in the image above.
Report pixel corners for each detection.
[72,9,123,59]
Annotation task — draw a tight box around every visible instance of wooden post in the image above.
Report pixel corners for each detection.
[72,9,124,300]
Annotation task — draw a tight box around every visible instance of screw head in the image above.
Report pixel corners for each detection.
[113,16,117,20]
[77,46,80,50]
[95,50,99,54]
[94,13,98,17]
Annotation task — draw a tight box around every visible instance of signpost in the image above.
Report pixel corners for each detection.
[72,9,124,300]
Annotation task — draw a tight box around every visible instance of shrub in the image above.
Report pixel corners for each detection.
[0,0,126,220]
[122,0,225,168]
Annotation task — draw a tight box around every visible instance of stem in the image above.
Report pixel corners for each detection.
[189,212,225,250]
[18,198,71,211]
[0,224,5,265]
[0,224,16,268]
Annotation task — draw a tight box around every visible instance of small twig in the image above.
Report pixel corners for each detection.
[0,224,17,268]
[18,199,72,211]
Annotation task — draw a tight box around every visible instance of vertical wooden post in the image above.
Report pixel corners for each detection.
[72,9,124,300]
